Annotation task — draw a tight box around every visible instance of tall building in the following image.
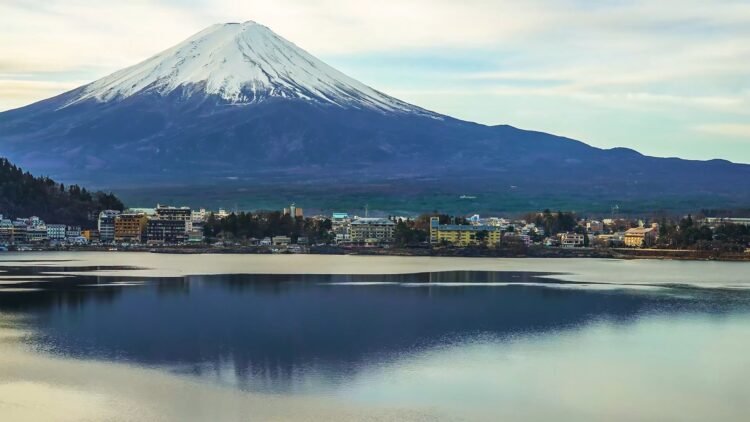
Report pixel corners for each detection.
[146,219,187,245]
[156,205,192,232]
[350,218,395,243]
[283,203,304,220]
[114,214,148,243]
[98,210,121,242]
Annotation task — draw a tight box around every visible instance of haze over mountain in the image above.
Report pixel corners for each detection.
[1,21,748,212]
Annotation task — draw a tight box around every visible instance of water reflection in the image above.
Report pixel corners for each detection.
[1,264,749,395]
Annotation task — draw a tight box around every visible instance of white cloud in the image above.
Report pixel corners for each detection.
[694,124,750,139]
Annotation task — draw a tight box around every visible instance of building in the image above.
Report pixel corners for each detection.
[191,208,207,224]
[81,229,99,243]
[350,218,395,244]
[156,205,192,232]
[10,221,28,244]
[283,203,304,220]
[703,217,750,227]
[272,235,291,246]
[624,227,658,248]
[46,224,67,240]
[98,210,121,242]
[188,228,205,243]
[24,217,48,243]
[0,219,15,244]
[66,226,82,238]
[429,217,503,247]
[560,232,585,248]
[146,219,187,245]
[586,220,604,233]
[331,212,351,243]
[114,214,148,243]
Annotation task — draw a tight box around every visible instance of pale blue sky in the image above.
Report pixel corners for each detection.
[1,0,749,162]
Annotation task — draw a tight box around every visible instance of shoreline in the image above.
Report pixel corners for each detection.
[5,245,750,262]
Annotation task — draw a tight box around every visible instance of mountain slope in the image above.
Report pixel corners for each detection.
[1,21,749,212]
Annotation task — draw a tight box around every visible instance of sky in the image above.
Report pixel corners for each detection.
[1,0,749,162]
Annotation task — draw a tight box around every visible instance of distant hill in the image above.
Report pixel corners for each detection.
[0,158,123,226]
[1,21,749,213]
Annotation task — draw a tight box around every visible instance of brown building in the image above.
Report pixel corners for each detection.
[114,214,148,243]
[81,229,100,242]
[624,226,658,248]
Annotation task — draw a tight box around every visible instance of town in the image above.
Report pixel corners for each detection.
[1,202,749,258]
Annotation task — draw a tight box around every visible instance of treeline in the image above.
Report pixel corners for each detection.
[656,215,750,252]
[523,209,578,236]
[0,158,124,226]
[203,211,333,243]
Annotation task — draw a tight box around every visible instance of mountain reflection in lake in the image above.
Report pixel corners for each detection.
[1,264,748,394]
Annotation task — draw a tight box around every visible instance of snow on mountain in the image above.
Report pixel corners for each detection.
[64,21,428,114]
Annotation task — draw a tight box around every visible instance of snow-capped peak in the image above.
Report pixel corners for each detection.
[65,21,427,114]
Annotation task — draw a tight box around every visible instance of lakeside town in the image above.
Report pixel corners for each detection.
[1,202,749,259]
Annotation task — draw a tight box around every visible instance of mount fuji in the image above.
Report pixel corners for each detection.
[1,21,749,211]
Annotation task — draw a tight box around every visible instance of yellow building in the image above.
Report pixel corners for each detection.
[429,217,503,247]
[114,214,148,243]
[624,227,657,248]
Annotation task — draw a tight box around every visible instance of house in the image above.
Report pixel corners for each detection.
[560,232,585,248]
[259,237,272,246]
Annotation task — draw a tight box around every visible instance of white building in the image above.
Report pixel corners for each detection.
[560,232,585,248]
[46,224,67,240]
[350,218,395,243]
[331,212,351,243]
[66,226,82,238]
[98,210,121,242]
[191,208,207,224]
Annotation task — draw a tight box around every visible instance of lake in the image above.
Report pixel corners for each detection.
[1,252,749,421]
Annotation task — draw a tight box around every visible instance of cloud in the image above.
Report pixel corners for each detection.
[694,124,750,139]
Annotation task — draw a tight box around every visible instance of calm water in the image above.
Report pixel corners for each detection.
[1,253,749,421]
